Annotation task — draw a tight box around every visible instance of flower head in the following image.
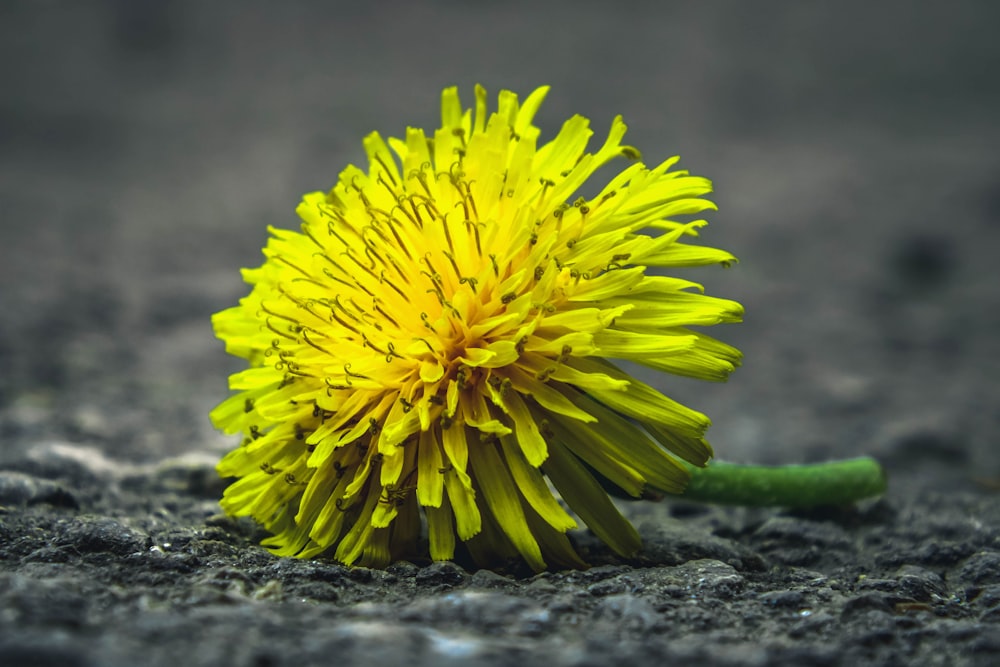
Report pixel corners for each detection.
[211,85,742,571]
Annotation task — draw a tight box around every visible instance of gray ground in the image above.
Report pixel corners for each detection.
[1,2,999,665]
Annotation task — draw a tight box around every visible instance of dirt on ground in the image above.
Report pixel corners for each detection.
[1,2,999,666]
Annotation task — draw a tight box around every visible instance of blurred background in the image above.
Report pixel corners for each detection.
[1,1,998,492]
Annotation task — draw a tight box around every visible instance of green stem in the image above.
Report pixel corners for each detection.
[680,457,887,507]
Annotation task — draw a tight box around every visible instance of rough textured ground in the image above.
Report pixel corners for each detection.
[1,2,999,666]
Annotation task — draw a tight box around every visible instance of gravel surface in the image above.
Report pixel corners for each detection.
[2,2,999,666]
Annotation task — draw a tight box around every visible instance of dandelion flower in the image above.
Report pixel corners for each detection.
[211,85,743,571]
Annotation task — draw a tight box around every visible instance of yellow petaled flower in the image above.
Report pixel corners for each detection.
[211,85,743,571]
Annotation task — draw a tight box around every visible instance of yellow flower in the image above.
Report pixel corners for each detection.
[210,85,743,571]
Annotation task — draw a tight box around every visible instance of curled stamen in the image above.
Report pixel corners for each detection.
[320,266,353,290]
[412,165,434,200]
[378,271,408,301]
[539,177,556,199]
[363,223,393,249]
[324,225,352,253]
[352,278,376,298]
[452,174,479,220]
[464,219,485,257]
[535,366,557,382]
[454,191,471,221]
[328,308,362,335]
[272,255,312,279]
[302,330,334,356]
[374,155,399,186]
[442,250,462,281]
[344,363,372,381]
[373,303,400,329]
[258,300,299,326]
[381,216,413,261]
[413,337,436,354]
[312,404,334,421]
[409,192,441,220]
[361,332,385,355]
[425,283,447,306]
[316,251,354,279]
[384,342,402,363]
[265,318,298,341]
[325,378,351,393]
[341,248,381,282]
[390,201,421,230]
[620,145,642,160]
[420,253,444,280]
[438,214,456,254]
[356,187,373,211]
[301,224,327,251]
[557,344,573,364]
[332,295,362,322]
[285,365,318,379]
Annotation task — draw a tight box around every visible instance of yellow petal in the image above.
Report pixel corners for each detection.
[440,423,472,488]
[500,390,548,466]
[562,388,693,490]
[592,329,696,358]
[420,360,445,383]
[468,441,546,571]
[543,438,641,557]
[309,470,355,547]
[566,357,711,437]
[546,413,647,498]
[498,434,577,532]
[334,483,381,565]
[427,496,456,561]
[416,429,445,508]
[460,347,496,366]
[444,468,481,541]
[505,365,595,423]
